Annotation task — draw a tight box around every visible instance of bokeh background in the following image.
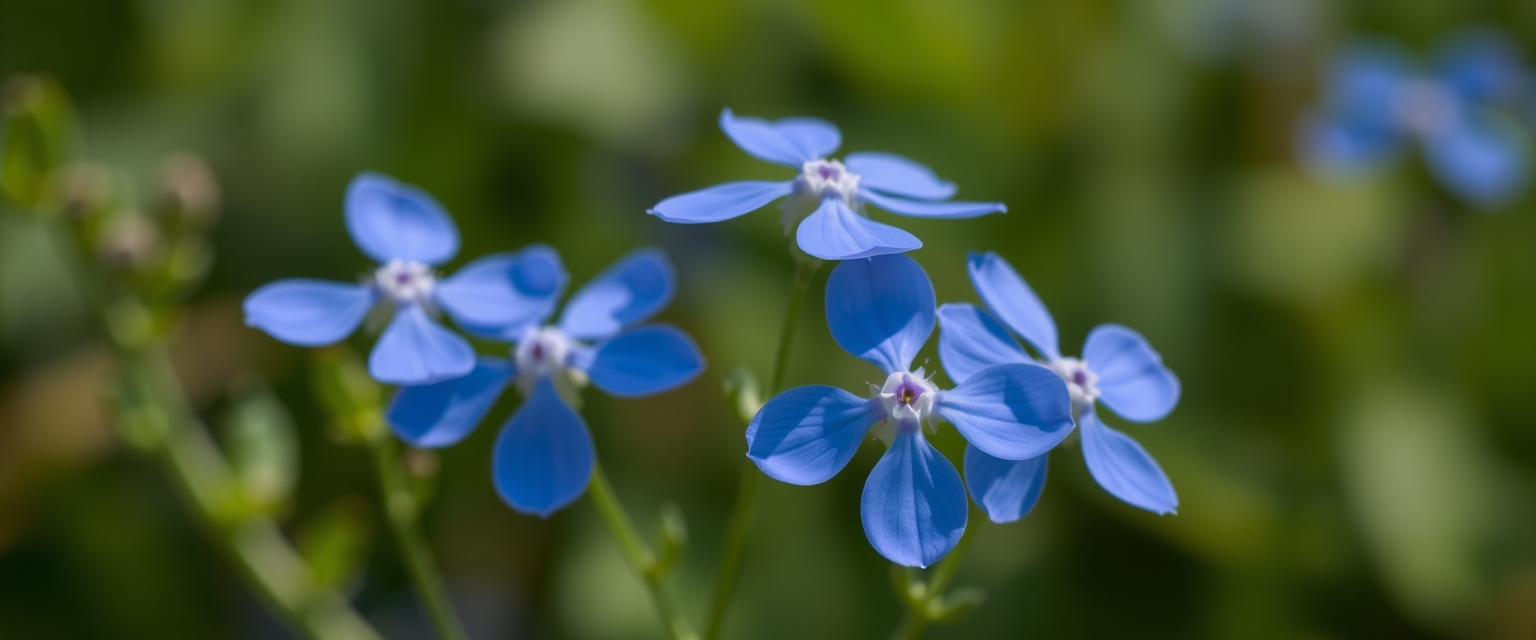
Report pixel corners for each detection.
[4,0,1536,638]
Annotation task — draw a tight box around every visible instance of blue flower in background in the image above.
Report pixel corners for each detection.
[386,248,705,517]
[649,109,1007,261]
[746,254,1073,567]
[243,173,564,385]
[937,252,1181,520]
[1296,29,1532,209]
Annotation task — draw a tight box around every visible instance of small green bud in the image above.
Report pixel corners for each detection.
[722,366,763,425]
[1,74,76,210]
[930,587,986,624]
[223,378,300,514]
[154,152,220,233]
[311,346,387,445]
[651,502,688,578]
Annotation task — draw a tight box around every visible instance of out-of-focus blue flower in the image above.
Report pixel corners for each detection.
[746,254,1073,567]
[938,252,1181,520]
[648,109,1007,261]
[1296,29,1532,209]
[243,173,565,385]
[385,248,705,517]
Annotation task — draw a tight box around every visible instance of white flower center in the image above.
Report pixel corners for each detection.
[1048,357,1100,408]
[515,326,573,380]
[877,369,937,430]
[374,260,436,305]
[1394,79,1457,137]
[795,159,861,204]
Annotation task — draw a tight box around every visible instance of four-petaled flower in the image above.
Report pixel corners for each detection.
[746,254,1074,568]
[649,109,1007,261]
[386,248,706,517]
[1296,29,1532,209]
[938,252,1181,520]
[243,173,565,385]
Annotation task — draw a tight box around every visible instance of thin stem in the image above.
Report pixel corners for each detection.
[887,512,983,640]
[49,217,382,640]
[371,438,470,640]
[588,462,698,640]
[702,258,820,640]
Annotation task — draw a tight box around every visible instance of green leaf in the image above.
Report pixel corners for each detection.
[297,497,374,591]
[930,587,986,624]
[311,346,387,445]
[721,366,763,425]
[1,74,77,211]
[223,380,299,512]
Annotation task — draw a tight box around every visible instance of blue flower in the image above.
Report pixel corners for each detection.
[243,173,565,385]
[385,248,706,517]
[648,109,1007,261]
[937,252,1181,520]
[1296,29,1532,208]
[746,254,1073,567]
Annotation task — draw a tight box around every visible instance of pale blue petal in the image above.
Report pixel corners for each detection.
[719,108,841,166]
[1423,114,1530,209]
[387,358,513,448]
[936,303,1032,385]
[587,325,705,398]
[345,173,459,265]
[368,305,476,385]
[1080,409,1177,515]
[861,189,1006,219]
[825,253,935,373]
[243,279,373,347]
[1083,324,1180,423]
[935,363,1074,460]
[861,430,968,568]
[796,198,922,261]
[1325,40,1414,123]
[844,152,957,200]
[1294,110,1403,178]
[746,386,883,485]
[966,251,1059,360]
[648,181,795,223]
[559,248,676,341]
[436,246,567,333]
[492,376,594,517]
[964,445,1048,524]
[1436,28,1526,104]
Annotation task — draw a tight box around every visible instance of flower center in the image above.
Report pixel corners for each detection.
[1048,357,1100,408]
[374,260,436,305]
[1394,79,1458,137]
[878,369,937,430]
[795,159,860,205]
[515,326,572,380]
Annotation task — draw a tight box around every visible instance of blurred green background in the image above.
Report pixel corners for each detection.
[5,0,1536,638]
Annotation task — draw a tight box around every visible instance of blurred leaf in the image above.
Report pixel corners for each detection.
[0,74,76,211]
[297,497,374,592]
[650,501,687,578]
[223,379,299,512]
[931,586,986,624]
[311,346,387,445]
[721,366,762,425]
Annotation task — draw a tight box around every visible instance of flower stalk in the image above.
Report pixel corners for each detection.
[588,462,698,640]
[370,437,470,640]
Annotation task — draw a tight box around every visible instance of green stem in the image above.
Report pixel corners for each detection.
[588,462,698,640]
[371,438,469,640]
[702,258,820,640]
[52,215,382,640]
[887,513,983,640]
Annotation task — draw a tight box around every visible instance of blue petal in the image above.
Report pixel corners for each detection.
[387,358,513,448]
[861,429,968,568]
[1436,28,1527,104]
[718,108,841,166]
[1325,40,1414,123]
[936,303,1032,385]
[1294,110,1403,179]
[243,279,373,346]
[1082,324,1180,423]
[345,173,459,265]
[825,253,935,373]
[648,180,795,223]
[861,189,1006,219]
[559,248,676,341]
[1423,114,1530,209]
[966,251,1059,360]
[1080,409,1177,515]
[797,199,923,261]
[964,445,1048,524]
[844,152,957,200]
[746,386,882,485]
[587,325,705,398]
[934,363,1074,460]
[492,376,595,517]
[368,305,477,385]
[436,246,567,333]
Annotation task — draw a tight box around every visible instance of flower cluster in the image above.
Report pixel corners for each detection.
[244,174,704,515]
[1296,28,1533,209]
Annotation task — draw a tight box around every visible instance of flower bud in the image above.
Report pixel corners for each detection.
[155,152,220,231]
